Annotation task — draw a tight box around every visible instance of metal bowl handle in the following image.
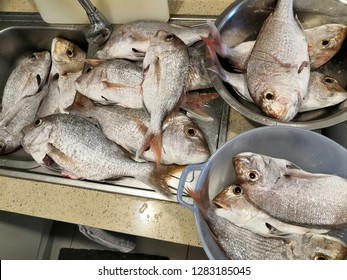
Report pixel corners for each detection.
[177,163,206,211]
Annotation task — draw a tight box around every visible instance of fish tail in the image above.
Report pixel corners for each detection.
[185,176,210,217]
[68,92,95,116]
[143,164,183,197]
[136,130,163,168]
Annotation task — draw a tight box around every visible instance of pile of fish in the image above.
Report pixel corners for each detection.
[204,0,347,121]
[0,20,219,196]
[188,152,347,260]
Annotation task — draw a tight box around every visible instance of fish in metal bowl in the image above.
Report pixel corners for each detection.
[206,0,347,129]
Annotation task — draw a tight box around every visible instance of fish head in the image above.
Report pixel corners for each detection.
[51,37,86,74]
[317,74,347,101]
[212,184,245,209]
[254,84,301,121]
[161,113,210,164]
[74,64,96,94]
[96,27,148,61]
[21,117,53,163]
[300,234,347,260]
[232,152,287,189]
[150,30,187,53]
[25,51,51,89]
[0,128,21,155]
[308,24,347,69]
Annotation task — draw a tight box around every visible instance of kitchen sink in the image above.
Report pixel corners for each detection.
[0,13,229,202]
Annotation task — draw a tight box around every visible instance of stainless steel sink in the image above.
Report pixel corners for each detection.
[0,13,229,201]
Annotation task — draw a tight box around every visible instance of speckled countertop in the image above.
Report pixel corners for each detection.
[0,0,256,248]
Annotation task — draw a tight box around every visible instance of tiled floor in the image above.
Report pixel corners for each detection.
[47,221,208,260]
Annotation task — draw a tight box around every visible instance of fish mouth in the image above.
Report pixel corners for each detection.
[212,194,229,209]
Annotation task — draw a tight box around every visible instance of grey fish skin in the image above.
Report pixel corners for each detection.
[69,95,210,165]
[246,0,310,121]
[136,30,190,166]
[74,59,144,108]
[232,152,347,228]
[96,20,209,61]
[21,114,173,196]
[0,86,49,154]
[206,21,347,71]
[187,186,347,260]
[213,184,328,238]
[1,51,51,115]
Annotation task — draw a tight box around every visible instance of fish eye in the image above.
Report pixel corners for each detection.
[232,185,243,195]
[30,54,37,60]
[184,127,196,137]
[320,39,331,48]
[0,141,5,150]
[34,119,43,127]
[247,170,259,181]
[166,34,174,41]
[314,254,330,260]
[323,76,336,84]
[264,91,275,101]
[66,49,74,58]
[86,66,93,73]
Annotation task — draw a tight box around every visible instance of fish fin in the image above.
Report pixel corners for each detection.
[283,168,329,179]
[61,170,80,180]
[265,222,292,238]
[143,164,183,198]
[180,93,220,121]
[85,58,106,66]
[298,61,309,74]
[185,175,210,217]
[47,143,79,176]
[134,118,148,135]
[136,131,162,169]
[67,92,95,116]
[102,81,131,89]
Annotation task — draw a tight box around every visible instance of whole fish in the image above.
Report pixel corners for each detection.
[21,114,175,196]
[213,183,328,238]
[0,51,51,119]
[96,20,209,60]
[39,37,86,115]
[232,152,347,228]
[205,21,347,71]
[246,0,310,121]
[187,184,347,260]
[0,86,49,154]
[69,94,210,165]
[136,30,190,166]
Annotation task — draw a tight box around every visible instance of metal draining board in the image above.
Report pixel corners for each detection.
[0,14,229,202]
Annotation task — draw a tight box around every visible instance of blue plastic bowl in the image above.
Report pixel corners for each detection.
[177,126,347,259]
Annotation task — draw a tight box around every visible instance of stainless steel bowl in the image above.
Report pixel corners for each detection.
[210,0,347,129]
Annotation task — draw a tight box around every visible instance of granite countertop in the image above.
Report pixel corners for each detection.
[0,0,257,247]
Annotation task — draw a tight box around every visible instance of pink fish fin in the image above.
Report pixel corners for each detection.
[85,58,106,66]
[101,81,131,89]
[42,154,53,166]
[298,61,309,74]
[144,164,184,197]
[47,143,79,176]
[134,118,149,135]
[136,131,162,169]
[61,170,80,180]
[180,93,220,121]
[185,175,210,216]
[67,92,95,115]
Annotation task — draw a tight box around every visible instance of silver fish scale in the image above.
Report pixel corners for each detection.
[207,208,314,260]
[28,114,154,181]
